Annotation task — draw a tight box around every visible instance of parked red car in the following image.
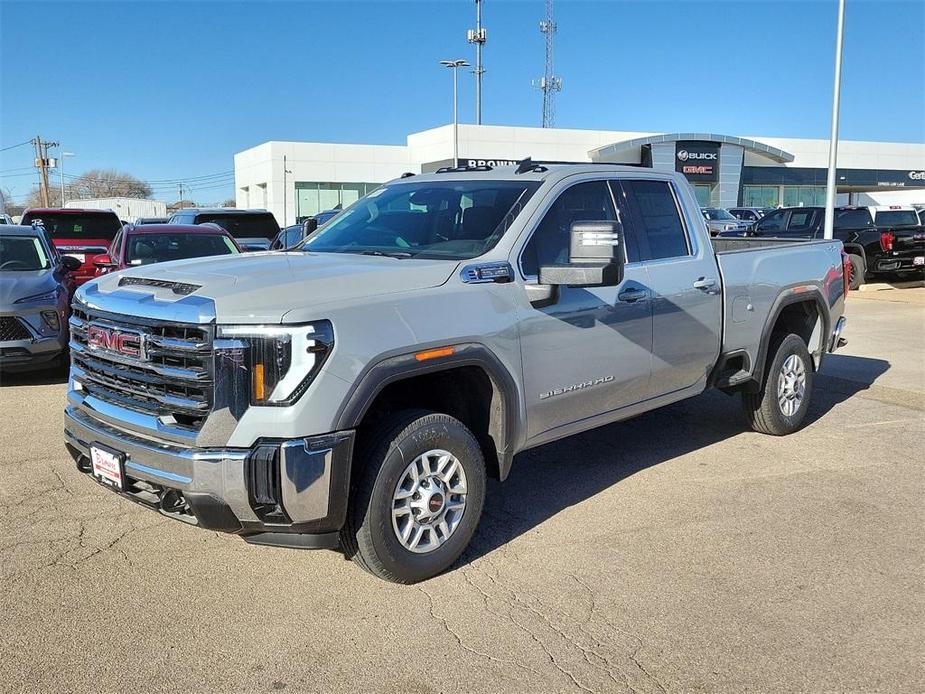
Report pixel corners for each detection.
[19,208,123,286]
[93,224,242,275]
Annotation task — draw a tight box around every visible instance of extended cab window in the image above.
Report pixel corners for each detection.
[521,181,616,277]
[786,210,816,233]
[757,210,787,233]
[614,180,689,260]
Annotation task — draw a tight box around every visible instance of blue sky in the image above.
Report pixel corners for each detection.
[2,0,923,204]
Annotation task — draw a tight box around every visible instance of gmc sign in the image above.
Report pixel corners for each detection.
[86,324,145,359]
[676,141,720,183]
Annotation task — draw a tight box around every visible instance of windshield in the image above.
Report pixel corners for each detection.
[126,233,239,265]
[197,213,280,240]
[301,180,540,259]
[0,236,51,271]
[875,210,920,227]
[702,208,735,221]
[21,212,121,241]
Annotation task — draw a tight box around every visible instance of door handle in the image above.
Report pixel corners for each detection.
[693,277,717,291]
[618,288,648,303]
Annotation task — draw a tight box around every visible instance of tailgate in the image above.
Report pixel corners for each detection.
[53,239,111,284]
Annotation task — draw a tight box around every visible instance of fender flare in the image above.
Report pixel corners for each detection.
[751,288,831,389]
[333,342,524,480]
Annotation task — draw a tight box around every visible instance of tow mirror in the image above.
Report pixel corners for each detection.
[538,221,625,288]
[61,255,82,272]
[302,218,318,236]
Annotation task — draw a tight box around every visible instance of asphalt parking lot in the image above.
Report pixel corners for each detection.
[1,290,922,694]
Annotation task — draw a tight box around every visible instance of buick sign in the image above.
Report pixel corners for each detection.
[675,141,719,183]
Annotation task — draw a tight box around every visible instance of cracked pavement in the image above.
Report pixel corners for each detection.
[1,296,923,693]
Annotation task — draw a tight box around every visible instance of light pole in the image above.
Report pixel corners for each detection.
[59,151,75,206]
[440,59,470,166]
[283,154,292,226]
[823,0,846,240]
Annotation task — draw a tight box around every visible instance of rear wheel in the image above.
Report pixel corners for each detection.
[847,253,864,290]
[342,409,486,583]
[743,334,814,436]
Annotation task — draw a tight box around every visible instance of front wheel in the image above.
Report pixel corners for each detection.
[342,410,486,583]
[743,334,814,436]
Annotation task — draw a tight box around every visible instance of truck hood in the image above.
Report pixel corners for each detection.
[0,270,57,309]
[87,251,458,323]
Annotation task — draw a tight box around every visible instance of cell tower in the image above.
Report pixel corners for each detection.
[533,0,562,128]
[467,0,486,125]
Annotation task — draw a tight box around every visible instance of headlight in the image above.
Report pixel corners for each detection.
[217,321,333,406]
[14,288,60,304]
[41,310,60,331]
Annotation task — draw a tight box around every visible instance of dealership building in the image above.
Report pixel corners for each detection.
[234,124,925,225]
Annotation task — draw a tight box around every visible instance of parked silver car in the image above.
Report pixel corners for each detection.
[701,207,751,236]
[0,225,80,371]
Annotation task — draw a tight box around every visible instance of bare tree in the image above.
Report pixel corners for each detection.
[25,185,64,208]
[221,198,236,208]
[67,169,153,200]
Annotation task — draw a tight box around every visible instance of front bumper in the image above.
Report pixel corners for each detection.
[64,404,354,548]
[0,311,67,371]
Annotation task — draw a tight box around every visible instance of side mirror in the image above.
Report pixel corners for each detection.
[93,254,115,269]
[302,218,318,236]
[61,255,83,272]
[538,221,625,287]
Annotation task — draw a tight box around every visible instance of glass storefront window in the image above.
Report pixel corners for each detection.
[693,185,712,206]
[782,186,826,207]
[743,185,779,207]
[295,182,378,220]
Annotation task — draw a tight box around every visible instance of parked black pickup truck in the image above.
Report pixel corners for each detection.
[720,206,925,288]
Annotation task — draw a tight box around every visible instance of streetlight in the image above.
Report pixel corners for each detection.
[59,151,75,206]
[440,59,470,166]
[823,0,846,240]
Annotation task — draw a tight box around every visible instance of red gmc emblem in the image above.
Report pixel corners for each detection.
[87,324,144,359]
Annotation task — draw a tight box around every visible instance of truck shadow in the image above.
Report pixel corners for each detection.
[459,353,890,567]
[0,362,69,387]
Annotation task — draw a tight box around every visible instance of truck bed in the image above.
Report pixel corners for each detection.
[711,237,845,382]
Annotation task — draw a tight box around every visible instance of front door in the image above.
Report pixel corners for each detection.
[518,179,653,440]
[612,179,722,397]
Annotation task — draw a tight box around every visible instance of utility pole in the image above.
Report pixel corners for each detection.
[533,0,562,128]
[823,0,846,240]
[32,136,58,207]
[178,182,184,206]
[467,0,486,124]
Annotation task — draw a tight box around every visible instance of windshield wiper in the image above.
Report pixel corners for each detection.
[360,250,413,259]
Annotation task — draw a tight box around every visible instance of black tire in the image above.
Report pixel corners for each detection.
[847,253,864,291]
[342,409,486,583]
[743,334,814,436]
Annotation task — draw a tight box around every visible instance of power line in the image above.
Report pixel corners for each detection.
[0,140,33,153]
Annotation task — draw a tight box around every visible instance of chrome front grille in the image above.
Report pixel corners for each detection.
[69,303,214,431]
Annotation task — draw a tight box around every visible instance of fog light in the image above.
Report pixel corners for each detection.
[41,310,60,331]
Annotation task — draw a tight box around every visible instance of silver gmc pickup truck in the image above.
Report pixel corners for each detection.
[64,163,849,583]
